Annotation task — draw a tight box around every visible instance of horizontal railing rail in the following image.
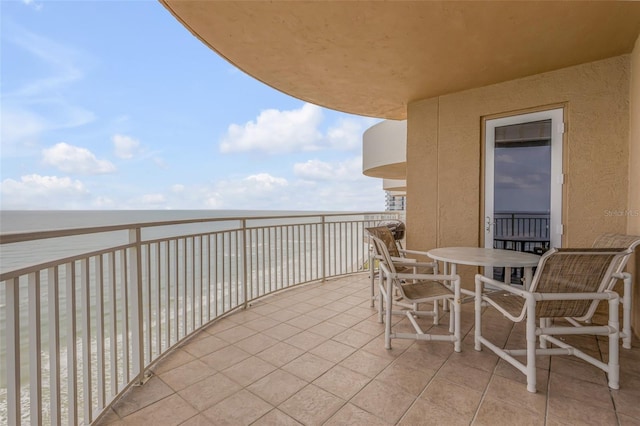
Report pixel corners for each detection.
[0,211,399,425]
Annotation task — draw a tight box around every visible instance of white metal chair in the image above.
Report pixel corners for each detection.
[474,247,631,393]
[366,226,438,310]
[369,233,461,352]
[588,233,640,348]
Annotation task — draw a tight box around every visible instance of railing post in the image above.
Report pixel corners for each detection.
[242,219,249,309]
[129,228,145,385]
[321,216,326,282]
[6,278,21,426]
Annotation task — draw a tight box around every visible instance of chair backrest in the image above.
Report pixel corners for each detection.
[592,233,640,279]
[529,248,630,318]
[366,226,401,258]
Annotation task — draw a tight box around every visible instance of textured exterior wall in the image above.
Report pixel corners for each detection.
[629,35,640,336]
[406,55,630,288]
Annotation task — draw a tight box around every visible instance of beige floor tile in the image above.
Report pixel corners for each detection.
[436,358,492,393]
[484,375,547,415]
[307,321,348,338]
[181,334,228,358]
[332,328,375,348]
[284,330,327,351]
[247,369,307,405]
[261,323,303,341]
[221,356,276,387]
[548,372,614,410]
[267,308,300,322]
[179,414,215,426]
[250,409,303,426]
[151,349,196,375]
[256,341,305,367]
[611,373,640,419]
[214,325,258,343]
[474,397,544,426]
[233,332,278,355]
[547,394,618,425]
[340,349,393,378]
[350,319,385,336]
[200,345,251,371]
[351,379,416,424]
[177,373,241,411]
[327,312,363,328]
[309,339,356,363]
[201,390,273,426]
[282,352,334,381]
[550,356,608,386]
[399,398,470,426]
[285,314,324,329]
[493,358,550,389]
[313,365,371,400]
[307,306,340,320]
[159,359,216,391]
[95,408,121,425]
[121,394,197,426]
[419,377,483,418]
[392,344,447,371]
[112,376,174,418]
[243,316,281,332]
[287,301,322,315]
[376,361,436,396]
[618,412,640,426]
[279,384,345,426]
[325,403,391,426]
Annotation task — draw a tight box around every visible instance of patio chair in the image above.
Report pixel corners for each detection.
[366,226,438,309]
[588,233,640,348]
[474,247,631,393]
[369,233,461,352]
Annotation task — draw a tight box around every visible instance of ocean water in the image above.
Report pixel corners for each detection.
[0,210,348,274]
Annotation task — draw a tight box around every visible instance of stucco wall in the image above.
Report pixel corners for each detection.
[629,35,640,335]
[406,55,631,288]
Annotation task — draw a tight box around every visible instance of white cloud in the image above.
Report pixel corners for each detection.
[113,134,141,159]
[220,103,323,154]
[0,174,89,209]
[21,0,43,11]
[42,142,116,174]
[325,117,378,151]
[294,157,363,181]
[219,103,380,154]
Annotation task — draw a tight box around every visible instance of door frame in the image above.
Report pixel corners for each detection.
[482,107,564,251]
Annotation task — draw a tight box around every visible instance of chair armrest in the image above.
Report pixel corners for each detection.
[400,249,431,257]
[396,272,459,283]
[475,274,529,297]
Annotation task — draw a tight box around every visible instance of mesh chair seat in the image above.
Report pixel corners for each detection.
[401,280,453,301]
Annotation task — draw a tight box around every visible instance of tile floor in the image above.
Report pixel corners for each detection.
[95,273,640,425]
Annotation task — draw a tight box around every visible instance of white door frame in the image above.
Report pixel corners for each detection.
[484,108,564,250]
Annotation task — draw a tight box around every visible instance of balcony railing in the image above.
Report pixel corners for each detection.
[0,211,399,425]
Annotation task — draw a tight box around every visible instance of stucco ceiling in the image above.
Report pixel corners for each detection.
[161,1,640,119]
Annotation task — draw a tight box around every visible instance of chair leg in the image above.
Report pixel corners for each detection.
[433,300,439,326]
[525,299,537,393]
[378,272,384,324]
[474,278,482,351]
[608,296,620,389]
[370,255,375,308]
[622,274,632,349]
[385,277,393,350]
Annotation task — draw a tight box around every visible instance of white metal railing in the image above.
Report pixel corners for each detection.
[0,211,399,425]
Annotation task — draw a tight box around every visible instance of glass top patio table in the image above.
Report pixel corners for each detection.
[427,247,541,289]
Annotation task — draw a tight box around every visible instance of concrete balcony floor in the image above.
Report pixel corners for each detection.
[96,273,640,425]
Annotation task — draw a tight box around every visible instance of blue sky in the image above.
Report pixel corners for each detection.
[1,0,384,211]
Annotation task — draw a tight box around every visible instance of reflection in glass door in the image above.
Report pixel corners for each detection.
[484,109,564,281]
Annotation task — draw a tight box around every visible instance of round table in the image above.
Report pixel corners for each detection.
[427,247,541,289]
